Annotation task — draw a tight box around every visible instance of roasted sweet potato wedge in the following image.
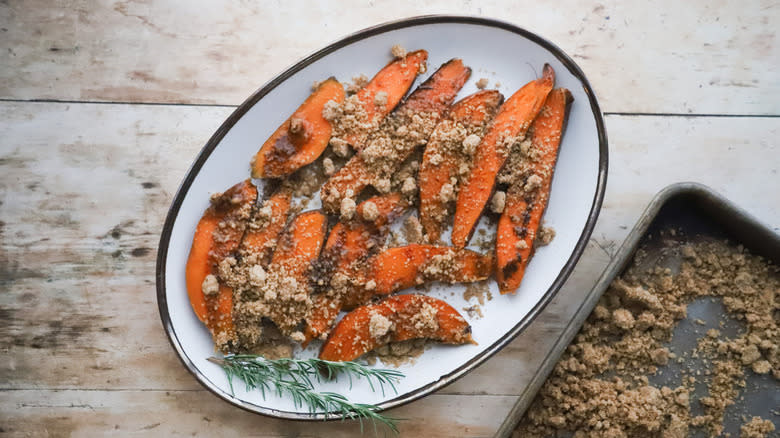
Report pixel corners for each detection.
[238,189,292,265]
[251,78,345,178]
[419,90,504,242]
[319,294,473,362]
[452,65,555,247]
[497,88,573,294]
[303,193,408,344]
[343,244,493,307]
[185,212,220,322]
[260,210,328,335]
[341,50,428,150]
[271,210,328,277]
[321,59,472,213]
[185,180,256,341]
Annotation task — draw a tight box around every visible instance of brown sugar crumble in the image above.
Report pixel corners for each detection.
[514,236,779,438]
[740,417,775,438]
[475,77,489,89]
[390,44,407,59]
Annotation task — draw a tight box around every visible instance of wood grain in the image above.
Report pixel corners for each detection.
[1,2,778,434]
[0,1,777,114]
[1,99,777,436]
[0,390,515,437]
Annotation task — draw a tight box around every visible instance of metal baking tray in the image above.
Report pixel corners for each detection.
[495,182,780,437]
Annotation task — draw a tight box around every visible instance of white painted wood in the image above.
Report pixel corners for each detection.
[1,100,777,435]
[1,0,778,433]
[0,390,515,437]
[1,1,777,114]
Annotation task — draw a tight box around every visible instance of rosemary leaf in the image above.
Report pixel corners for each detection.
[208,355,403,434]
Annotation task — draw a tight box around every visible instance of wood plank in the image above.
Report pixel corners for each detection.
[1,102,777,402]
[0,390,514,437]
[1,1,777,114]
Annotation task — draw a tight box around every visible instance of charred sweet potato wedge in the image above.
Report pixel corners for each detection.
[251,78,345,178]
[238,189,292,265]
[497,88,573,294]
[319,294,473,362]
[321,59,472,213]
[343,244,493,307]
[419,90,504,242]
[342,50,428,150]
[303,193,408,344]
[452,65,555,247]
[185,179,257,337]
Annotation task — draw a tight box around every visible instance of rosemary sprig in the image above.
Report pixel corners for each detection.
[208,355,404,434]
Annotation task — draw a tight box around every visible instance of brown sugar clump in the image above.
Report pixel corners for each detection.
[514,236,779,438]
[740,416,775,438]
[391,44,407,59]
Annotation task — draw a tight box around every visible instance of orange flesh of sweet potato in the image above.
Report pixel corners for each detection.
[185,213,219,322]
[320,59,472,213]
[319,294,472,362]
[238,190,292,265]
[270,210,328,279]
[185,180,257,333]
[344,50,428,149]
[419,90,504,242]
[251,78,345,178]
[452,65,555,247]
[303,193,408,345]
[342,244,492,307]
[370,244,492,295]
[496,88,573,294]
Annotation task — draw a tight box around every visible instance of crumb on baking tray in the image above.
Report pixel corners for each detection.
[514,236,779,438]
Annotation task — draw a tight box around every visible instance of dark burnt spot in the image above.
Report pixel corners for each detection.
[141,181,157,189]
[49,47,60,52]
[110,227,121,239]
[522,209,532,225]
[502,257,522,279]
[111,250,122,258]
[130,247,151,257]
[514,226,528,239]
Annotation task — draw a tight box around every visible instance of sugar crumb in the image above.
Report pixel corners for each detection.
[391,44,407,59]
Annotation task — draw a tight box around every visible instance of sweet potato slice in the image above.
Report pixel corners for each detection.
[321,59,472,213]
[497,88,573,294]
[303,193,408,344]
[185,180,257,329]
[343,244,493,307]
[238,189,292,265]
[258,210,327,335]
[341,50,428,150]
[251,78,345,178]
[419,90,504,242]
[319,294,472,362]
[271,210,328,277]
[184,213,219,322]
[452,65,555,247]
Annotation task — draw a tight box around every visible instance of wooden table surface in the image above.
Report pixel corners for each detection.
[1,1,778,436]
